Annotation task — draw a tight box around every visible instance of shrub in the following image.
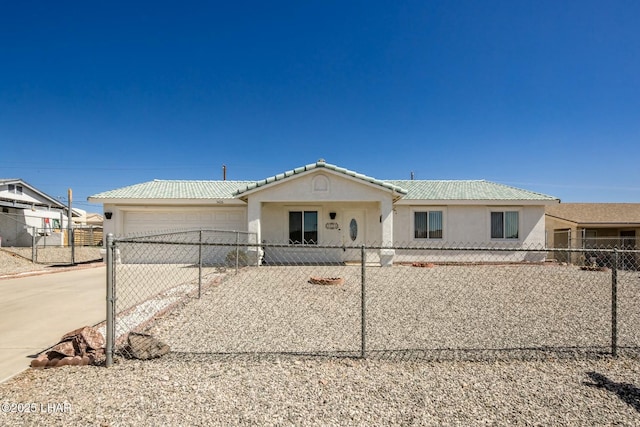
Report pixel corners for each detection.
[226,249,249,266]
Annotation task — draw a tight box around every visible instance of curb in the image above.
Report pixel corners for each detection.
[0,261,105,280]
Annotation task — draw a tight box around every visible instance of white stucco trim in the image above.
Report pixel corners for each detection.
[90,198,246,206]
[394,199,558,206]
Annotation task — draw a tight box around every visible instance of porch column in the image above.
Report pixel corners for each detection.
[247,198,263,265]
[379,197,395,267]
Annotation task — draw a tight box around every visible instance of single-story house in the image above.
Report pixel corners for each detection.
[0,178,75,247]
[546,203,640,267]
[88,160,559,265]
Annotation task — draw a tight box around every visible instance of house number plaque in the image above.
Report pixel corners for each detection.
[325,222,339,229]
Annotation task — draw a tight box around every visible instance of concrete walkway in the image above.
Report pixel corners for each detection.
[0,266,105,383]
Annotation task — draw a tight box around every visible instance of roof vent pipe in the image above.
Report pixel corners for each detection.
[410,171,415,180]
[223,165,227,181]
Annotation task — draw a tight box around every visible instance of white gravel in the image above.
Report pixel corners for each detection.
[2,356,640,425]
[145,264,640,359]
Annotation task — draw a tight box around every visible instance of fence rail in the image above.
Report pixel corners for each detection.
[104,233,640,366]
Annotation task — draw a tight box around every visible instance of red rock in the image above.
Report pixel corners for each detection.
[30,355,48,368]
[55,357,71,367]
[47,358,61,368]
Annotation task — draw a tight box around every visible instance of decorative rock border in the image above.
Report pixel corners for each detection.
[411,262,435,268]
[580,265,608,272]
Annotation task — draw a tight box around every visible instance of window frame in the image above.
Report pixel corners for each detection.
[490,209,520,240]
[412,208,444,240]
[288,209,319,245]
[7,184,23,194]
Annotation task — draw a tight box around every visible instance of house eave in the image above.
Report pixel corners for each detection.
[0,178,66,210]
[574,222,640,228]
[0,198,67,211]
[88,197,247,206]
[394,198,558,206]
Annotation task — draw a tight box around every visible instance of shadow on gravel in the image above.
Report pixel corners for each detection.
[365,346,614,362]
[585,371,640,413]
[158,346,620,364]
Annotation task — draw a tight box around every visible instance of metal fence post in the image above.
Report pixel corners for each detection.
[106,233,115,367]
[361,244,366,359]
[31,227,36,263]
[198,230,203,299]
[70,226,75,265]
[235,232,240,273]
[611,248,618,357]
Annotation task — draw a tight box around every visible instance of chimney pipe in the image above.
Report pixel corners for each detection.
[410,171,414,180]
[223,165,227,181]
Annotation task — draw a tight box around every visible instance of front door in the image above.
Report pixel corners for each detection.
[342,210,366,262]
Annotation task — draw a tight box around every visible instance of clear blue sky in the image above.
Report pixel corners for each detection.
[2,0,639,211]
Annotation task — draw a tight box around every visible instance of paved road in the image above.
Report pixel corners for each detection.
[0,266,105,383]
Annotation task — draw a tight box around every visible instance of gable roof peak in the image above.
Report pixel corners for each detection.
[233,160,408,196]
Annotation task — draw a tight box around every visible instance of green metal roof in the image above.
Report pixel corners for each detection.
[233,160,408,196]
[88,163,557,202]
[388,180,557,201]
[89,180,254,200]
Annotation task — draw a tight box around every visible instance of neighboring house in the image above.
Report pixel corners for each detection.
[545,203,640,267]
[85,212,104,227]
[71,208,104,246]
[0,179,71,247]
[71,208,104,227]
[88,160,559,265]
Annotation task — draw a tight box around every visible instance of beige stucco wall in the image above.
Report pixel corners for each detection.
[261,201,381,245]
[393,204,548,263]
[394,205,546,246]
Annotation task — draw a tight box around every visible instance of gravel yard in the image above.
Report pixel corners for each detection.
[0,250,48,276]
[1,355,640,425]
[0,247,102,277]
[143,264,640,359]
[2,261,640,425]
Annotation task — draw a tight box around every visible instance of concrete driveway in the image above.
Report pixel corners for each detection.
[0,266,105,383]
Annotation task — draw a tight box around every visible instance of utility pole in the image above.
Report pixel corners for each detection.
[68,188,74,264]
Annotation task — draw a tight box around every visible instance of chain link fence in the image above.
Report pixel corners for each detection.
[1,209,103,264]
[104,232,640,365]
[551,229,637,269]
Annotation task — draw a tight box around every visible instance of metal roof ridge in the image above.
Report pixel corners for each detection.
[232,160,408,196]
[313,160,408,194]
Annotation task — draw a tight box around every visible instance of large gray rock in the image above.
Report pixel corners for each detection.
[126,332,170,360]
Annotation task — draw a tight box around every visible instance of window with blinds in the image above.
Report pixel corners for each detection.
[414,211,443,239]
[491,211,519,239]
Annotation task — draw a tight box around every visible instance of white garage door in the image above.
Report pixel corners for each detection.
[124,209,246,235]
